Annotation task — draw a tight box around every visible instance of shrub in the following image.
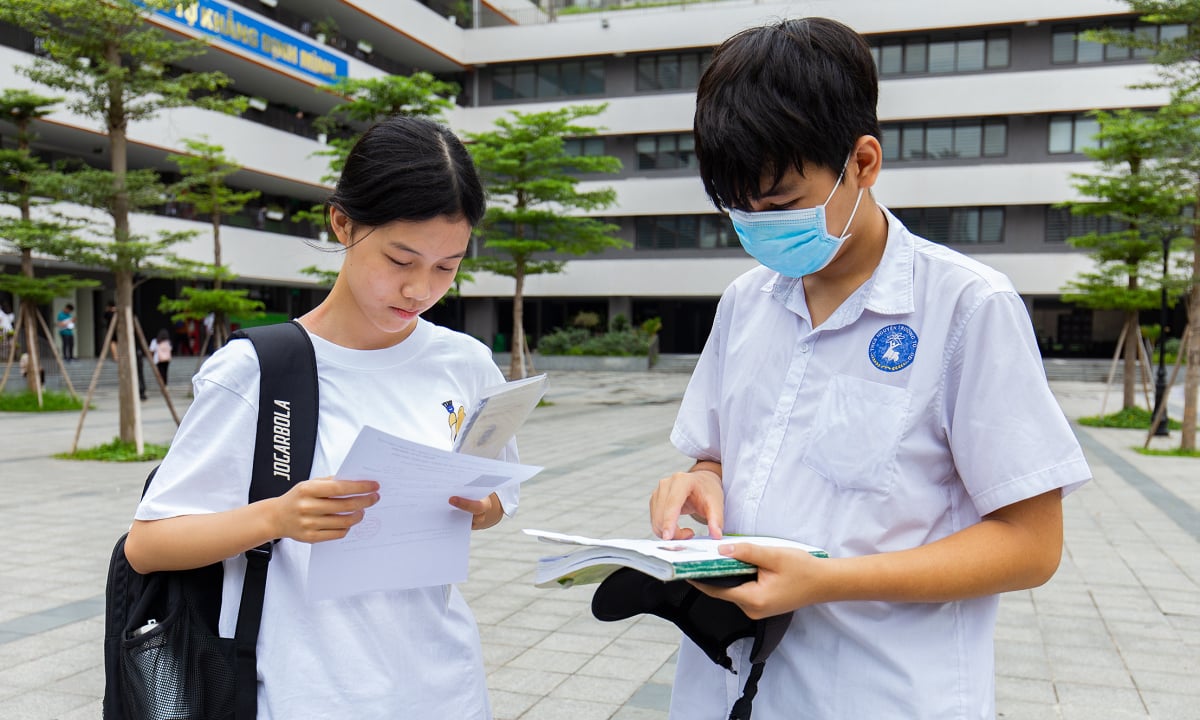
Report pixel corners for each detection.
[535,327,591,355]
[571,311,602,330]
[535,316,663,356]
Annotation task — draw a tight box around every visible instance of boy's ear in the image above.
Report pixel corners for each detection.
[851,135,883,190]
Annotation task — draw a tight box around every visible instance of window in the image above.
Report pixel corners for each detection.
[564,137,606,157]
[872,31,1009,76]
[635,215,737,249]
[1051,21,1187,64]
[636,133,698,170]
[1048,114,1100,154]
[635,51,712,91]
[892,207,1005,244]
[881,118,1007,161]
[1045,207,1126,243]
[492,59,605,100]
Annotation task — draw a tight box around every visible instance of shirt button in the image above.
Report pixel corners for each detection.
[799,342,810,353]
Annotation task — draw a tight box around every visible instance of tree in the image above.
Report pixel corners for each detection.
[466,104,624,378]
[294,73,460,226]
[1089,1,1200,449]
[0,90,96,404]
[0,0,244,451]
[1061,107,1194,411]
[162,138,264,349]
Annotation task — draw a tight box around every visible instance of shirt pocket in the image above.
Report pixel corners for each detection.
[801,374,911,494]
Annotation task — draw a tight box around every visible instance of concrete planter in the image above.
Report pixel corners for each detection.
[492,352,649,372]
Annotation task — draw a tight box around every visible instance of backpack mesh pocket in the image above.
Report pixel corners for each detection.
[119,601,237,720]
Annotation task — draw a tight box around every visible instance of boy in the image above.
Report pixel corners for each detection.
[57,303,75,361]
[649,18,1091,719]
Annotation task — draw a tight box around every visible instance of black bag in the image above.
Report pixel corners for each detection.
[591,568,793,720]
[103,321,319,720]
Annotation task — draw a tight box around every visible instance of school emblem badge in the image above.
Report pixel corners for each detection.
[868,324,918,372]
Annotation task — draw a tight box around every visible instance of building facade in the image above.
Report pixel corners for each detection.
[0,0,1183,359]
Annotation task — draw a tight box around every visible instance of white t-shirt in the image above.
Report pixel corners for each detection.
[668,207,1090,720]
[137,319,518,719]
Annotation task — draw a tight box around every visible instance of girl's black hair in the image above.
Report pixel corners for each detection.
[694,17,882,211]
[328,115,485,230]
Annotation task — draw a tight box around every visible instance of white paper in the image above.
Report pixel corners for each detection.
[307,426,542,601]
[454,374,548,458]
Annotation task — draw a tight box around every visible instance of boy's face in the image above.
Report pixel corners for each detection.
[744,161,860,236]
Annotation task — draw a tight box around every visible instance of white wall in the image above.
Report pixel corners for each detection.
[5,203,342,286]
[460,250,1095,298]
[453,63,1164,139]
[873,162,1097,208]
[0,46,331,192]
[535,161,1096,217]
[460,0,1130,64]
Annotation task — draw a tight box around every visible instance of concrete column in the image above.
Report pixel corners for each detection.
[608,296,633,329]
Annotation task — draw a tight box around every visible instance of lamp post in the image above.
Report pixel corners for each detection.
[1152,233,1170,437]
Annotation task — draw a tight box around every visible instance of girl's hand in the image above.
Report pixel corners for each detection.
[650,468,725,540]
[269,478,380,544]
[449,492,504,530]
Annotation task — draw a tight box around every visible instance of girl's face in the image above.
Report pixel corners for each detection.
[328,207,470,349]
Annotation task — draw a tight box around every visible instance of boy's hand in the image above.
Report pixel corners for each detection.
[270,478,380,544]
[690,542,829,619]
[449,492,504,530]
[650,468,724,540]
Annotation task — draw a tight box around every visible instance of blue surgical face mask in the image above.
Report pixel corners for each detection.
[728,161,865,278]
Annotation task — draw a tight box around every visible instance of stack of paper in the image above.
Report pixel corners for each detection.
[524,529,828,588]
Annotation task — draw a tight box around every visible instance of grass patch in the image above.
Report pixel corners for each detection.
[1134,446,1200,458]
[56,437,169,462]
[1077,406,1181,430]
[0,390,85,412]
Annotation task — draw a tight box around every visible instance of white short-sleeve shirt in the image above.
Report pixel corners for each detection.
[669,207,1090,720]
[137,319,517,719]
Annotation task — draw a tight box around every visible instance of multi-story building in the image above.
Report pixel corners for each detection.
[0,0,1181,359]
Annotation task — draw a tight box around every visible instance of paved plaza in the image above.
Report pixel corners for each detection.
[0,369,1197,719]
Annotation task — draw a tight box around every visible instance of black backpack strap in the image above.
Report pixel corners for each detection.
[227,320,319,720]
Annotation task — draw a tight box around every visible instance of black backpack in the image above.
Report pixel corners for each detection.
[103,321,319,720]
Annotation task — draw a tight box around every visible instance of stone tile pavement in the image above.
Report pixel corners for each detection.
[0,372,1197,719]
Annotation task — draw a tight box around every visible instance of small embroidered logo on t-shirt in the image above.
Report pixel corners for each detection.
[443,400,466,441]
[869,324,918,372]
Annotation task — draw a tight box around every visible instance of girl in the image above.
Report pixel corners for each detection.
[148,328,172,384]
[123,116,516,718]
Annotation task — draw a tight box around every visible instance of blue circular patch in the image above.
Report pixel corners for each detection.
[868,324,918,372]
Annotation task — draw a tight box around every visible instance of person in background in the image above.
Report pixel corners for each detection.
[148,328,173,386]
[56,303,75,361]
[102,301,118,360]
[0,302,14,337]
[648,18,1091,720]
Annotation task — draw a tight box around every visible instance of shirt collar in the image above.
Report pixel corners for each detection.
[863,205,916,316]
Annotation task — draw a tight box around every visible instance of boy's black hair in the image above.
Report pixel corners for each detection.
[328,115,485,230]
[694,17,882,211]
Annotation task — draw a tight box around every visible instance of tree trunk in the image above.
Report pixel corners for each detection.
[16,119,46,401]
[212,211,227,349]
[21,303,43,400]
[107,43,143,451]
[115,270,142,451]
[1123,310,1138,410]
[213,210,223,280]
[1181,233,1199,451]
[509,268,526,380]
